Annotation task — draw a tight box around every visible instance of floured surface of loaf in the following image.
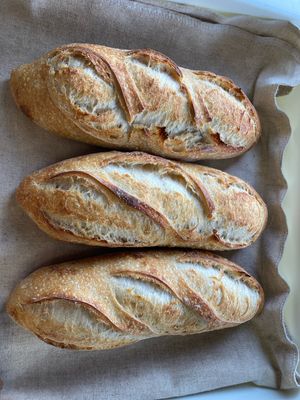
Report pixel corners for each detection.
[10,44,261,160]
[6,250,264,350]
[16,152,267,250]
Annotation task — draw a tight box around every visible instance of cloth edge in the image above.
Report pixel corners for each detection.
[136,0,300,51]
[136,0,300,390]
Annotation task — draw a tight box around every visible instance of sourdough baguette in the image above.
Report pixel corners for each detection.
[10,43,260,161]
[6,250,264,350]
[16,151,267,250]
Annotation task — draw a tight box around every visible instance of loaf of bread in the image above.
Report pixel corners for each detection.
[10,44,261,161]
[6,250,264,350]
[16,151,267,250]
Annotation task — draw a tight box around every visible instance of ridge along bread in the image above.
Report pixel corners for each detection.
[6,250,264,351]
[16,151,268,250]
[10,44,261,161]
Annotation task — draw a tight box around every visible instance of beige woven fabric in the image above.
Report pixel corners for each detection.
[1,1,300,398]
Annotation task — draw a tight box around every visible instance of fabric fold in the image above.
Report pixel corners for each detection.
[1,0,300,398]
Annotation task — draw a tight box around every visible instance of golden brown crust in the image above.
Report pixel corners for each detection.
[10,43,261,160]
[6,250,264,350]
[16,151,267,250]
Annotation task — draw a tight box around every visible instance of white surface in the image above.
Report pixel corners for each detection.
[167,0,300,398]
[169,0,300,26]
[278,85,300,356]
[174,383,300,399]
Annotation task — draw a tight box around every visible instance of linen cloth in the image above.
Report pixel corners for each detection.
[1,0,300,398]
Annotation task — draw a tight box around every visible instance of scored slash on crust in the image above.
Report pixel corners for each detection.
[10,43,261,160]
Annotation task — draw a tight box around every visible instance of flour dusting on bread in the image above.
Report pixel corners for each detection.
[10,44,261,160]
[6,250,264,350]
[16,151,267,250]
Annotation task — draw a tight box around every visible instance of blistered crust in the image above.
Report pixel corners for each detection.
[6,250,264,350]
[16,151,267,250]
[10,44,261,160]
